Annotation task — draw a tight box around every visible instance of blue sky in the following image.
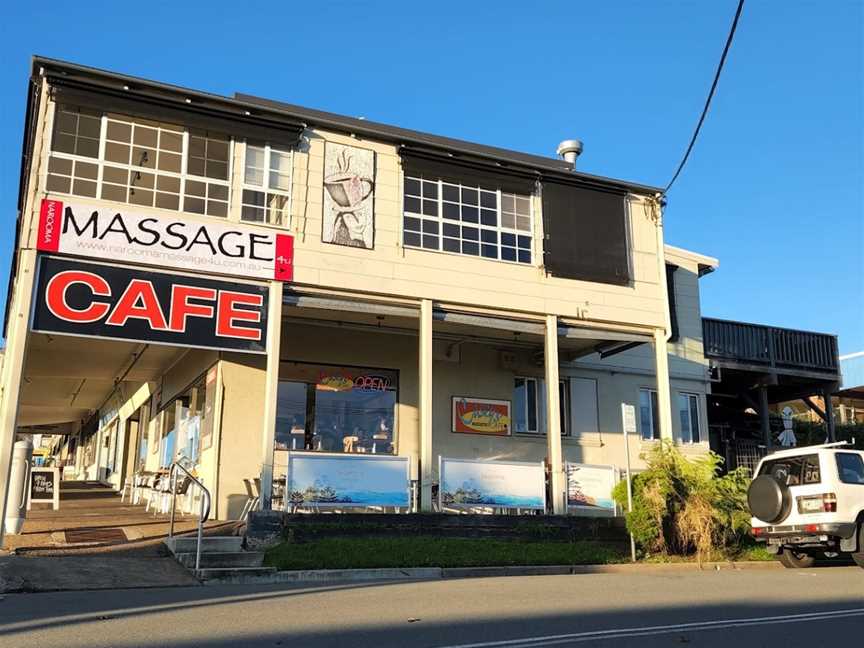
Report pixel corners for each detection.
[1,1,861,353]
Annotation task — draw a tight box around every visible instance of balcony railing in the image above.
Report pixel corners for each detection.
[702,318,839,374]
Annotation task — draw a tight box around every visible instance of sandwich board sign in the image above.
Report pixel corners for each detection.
[28,467,60,510]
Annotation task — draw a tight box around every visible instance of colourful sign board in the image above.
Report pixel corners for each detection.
[285,453,410,509]
[32,256,269,353]
[37,198,294,281]
[451,397,511,436]
[439,457,545,510]
[566,463,618,516]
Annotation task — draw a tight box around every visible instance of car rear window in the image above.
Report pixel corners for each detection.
[758,454,821,485]
[835,453,864,485]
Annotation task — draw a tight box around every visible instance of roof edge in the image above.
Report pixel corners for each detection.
[31,55,663,196]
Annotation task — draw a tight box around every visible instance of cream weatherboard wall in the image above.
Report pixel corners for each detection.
[286,129,666,329]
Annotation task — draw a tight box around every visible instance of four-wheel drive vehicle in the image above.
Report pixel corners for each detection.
[748,442,864,568]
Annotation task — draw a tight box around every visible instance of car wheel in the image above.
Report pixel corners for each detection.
[851,525,864,569]
[778,548,816,569]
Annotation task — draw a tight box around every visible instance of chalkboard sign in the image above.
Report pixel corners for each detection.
[28,467,60,510]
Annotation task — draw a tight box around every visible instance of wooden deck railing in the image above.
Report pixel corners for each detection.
[702,317,839,374]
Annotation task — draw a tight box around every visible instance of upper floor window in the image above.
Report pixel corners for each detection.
[403,176,533,264]
[47,104,231,218]
[241,142,292,226]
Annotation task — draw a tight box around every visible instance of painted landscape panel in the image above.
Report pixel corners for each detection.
[566,463,617,515]
[287,453,409,508]
[440,458,545,510]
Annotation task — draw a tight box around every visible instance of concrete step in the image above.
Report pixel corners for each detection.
[174,551,265,569]
[165,536,242,554]
[194,567,278,582]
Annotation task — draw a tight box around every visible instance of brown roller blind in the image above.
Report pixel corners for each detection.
[50,81,304,147]
[541,181,630,286]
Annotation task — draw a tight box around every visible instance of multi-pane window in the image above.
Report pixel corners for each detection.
[677,392,701,443]
[639,389,660,440]
[403,176,533,264]
[47,104,232,218]
[513,377,569,435]
[241,143,292,225]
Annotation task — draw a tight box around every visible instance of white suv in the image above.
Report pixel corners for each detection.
[748,442,864,568]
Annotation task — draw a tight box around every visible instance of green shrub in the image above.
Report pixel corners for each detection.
[612,442,751,562]
[793,421,864,449]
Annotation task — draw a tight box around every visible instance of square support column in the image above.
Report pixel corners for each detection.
[653,328,674,442]
[759,385,772,449]
[419,299,434,512]
[258,281,284,510]
[823,387,836,442]
[544,315,565,515]
[0,249,37,544]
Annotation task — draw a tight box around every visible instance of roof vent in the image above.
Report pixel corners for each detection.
[556,139,583,169]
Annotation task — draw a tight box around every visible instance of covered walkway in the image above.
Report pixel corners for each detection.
[3,480,228,554]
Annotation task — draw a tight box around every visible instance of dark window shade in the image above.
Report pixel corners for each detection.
[50,81,304,148]
[666,263,679,342]
[541,181,630,285]
[400,149,537,195]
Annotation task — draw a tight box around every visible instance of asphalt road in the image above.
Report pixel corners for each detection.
[1,566,862,647]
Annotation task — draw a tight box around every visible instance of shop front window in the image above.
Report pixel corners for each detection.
[276,363,398,454]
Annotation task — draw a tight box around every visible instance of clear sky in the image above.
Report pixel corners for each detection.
[1,1,861,353]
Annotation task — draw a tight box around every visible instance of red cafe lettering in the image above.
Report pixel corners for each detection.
[45,269,263,340]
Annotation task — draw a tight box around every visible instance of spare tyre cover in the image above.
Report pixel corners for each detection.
[748,474,791,524]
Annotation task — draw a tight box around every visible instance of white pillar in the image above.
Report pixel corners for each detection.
[419,299,434,512]
[258,281,283,510]
[653,328,674,441]
[544,315,566,515]
[0,249,37,544]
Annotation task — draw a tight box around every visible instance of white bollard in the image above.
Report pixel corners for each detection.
[3,438,33,535]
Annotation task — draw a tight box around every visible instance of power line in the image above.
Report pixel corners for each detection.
[664,0,745,195]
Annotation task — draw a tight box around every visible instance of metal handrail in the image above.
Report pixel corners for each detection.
[167,461,211,571]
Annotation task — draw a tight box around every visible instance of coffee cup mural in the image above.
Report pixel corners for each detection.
[322,143,375,249]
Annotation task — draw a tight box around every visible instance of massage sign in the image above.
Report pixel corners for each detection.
[36,199,294,281]
[32,256,269,353]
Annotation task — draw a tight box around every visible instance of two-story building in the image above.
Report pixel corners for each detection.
[0,57,718,530]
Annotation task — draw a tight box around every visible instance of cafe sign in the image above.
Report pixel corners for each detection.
[32,256,269,353]
[451,397,511,436]
[37,199,294,281]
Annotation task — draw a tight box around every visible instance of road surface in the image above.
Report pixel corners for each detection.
[1,566,862,647]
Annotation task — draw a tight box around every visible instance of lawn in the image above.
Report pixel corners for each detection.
[264,536,627,570]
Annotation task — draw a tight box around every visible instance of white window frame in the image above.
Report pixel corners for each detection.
[677,392,701,444]
[402,175,535,265]
[47,104,234,219]
[240,141,294,227]
[639,388,659,441]
[513,377,569,436]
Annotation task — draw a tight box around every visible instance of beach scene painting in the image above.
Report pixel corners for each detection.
[287,453,409,508]
[440,458,545,510]
[566,463,617,516]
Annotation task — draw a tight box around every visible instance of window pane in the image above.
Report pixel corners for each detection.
[527,378,537,431]
[513,379,527,433]
[404,177,421,197]
[46,174,71,193]
[678,394,692,443]
[72,179,97,198]
[275,382,308,450]
[689,396,700,443]
[639,390,654,440]
[106,121,132,142]
[312,381,396,454]
[836,454,864,485]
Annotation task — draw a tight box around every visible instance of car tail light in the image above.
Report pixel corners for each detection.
[751,527,763,536]
[797,493,837,514]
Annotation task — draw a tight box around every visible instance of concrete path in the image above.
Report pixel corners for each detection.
[0,554,199,593]
[0,564,861,647]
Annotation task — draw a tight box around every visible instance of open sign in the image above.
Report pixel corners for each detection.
[32,256,269,353]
